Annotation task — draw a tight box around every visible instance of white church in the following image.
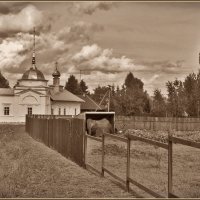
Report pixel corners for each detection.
[0,31,84,123]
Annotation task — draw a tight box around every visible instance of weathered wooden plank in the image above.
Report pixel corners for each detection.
[104,132,127,143]
[86,134,102,142]
[126,138,131,192]
[171,136,200,149]
[168,134,173,198]
[127,133,168,149]
[128,177,164,198]
[168,192,179,198]
[103,167,126,184]
[86,164,101,175]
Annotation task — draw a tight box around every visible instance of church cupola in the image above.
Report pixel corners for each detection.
[18,27,48,87]
[31,27,36,70]
[52,62,61,78]
[52,62,60,92]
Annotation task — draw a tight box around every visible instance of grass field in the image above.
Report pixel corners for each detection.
[0,125,134,198]
[86,130,200,198]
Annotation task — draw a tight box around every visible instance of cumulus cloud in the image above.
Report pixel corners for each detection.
[0,34,31,74]
[72,44,135,73]
[0,2,30,14]
[0,4,46,38]
[57,21,104,44]
[148,74,160,83]
[70,2,115,15]
[138,60,185,74]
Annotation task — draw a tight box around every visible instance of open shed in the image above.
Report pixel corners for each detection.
[77,112,115,135]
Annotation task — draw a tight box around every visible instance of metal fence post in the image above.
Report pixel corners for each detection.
[168,132,173,198]
[126,135,131,192]
[101,133,105,177]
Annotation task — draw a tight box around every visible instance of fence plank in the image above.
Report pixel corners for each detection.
[168,134,173,198]
[103,167,126,184]
[101,134,105,177]
[126,138,131,192]
[171,136,200,149]
[86,164,102,175]
[127,133,168,149]
[104,133,127,143]
[128,177,164,198]
[115,116,200,131]
[86,134,102,142]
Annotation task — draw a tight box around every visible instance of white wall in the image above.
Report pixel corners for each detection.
[18,80,48,87]
[51,101,81,115]
[0,90,49,123]
[0,89,81,122]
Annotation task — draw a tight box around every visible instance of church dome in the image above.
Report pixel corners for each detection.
[52,69,60,77]
[22,67,45,80]
[52,62,60,77]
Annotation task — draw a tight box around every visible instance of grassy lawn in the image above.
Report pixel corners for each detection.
[86,131,200,198]
[0,125,134,198]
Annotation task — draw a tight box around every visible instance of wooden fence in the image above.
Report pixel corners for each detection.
[116,116,200,131]
[26,114,85,167]
[25,114,200,198]
[85,132,200,198]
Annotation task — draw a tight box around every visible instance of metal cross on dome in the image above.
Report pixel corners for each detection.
[32,27,36,69]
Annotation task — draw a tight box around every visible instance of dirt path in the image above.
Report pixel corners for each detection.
[0,125,135,198]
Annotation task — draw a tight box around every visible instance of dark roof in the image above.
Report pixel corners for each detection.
[50,89,84,102]
[22,67,45,80]
[77,95,103,111]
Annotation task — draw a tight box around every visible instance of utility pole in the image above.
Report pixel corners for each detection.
[107,85,111,112]
[80,70,82,81]
[108,88,111,112]
[198,100,199,118]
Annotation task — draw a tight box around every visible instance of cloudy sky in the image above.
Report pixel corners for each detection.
[1,2,200,95]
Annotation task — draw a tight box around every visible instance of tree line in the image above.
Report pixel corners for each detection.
[1,70,200,117]
[64,71,200,117]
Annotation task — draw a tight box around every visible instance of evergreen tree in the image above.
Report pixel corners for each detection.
[143,91,151,114]
[79,79,89,95]
[122,72,146,115]
[166,79,186,117]
[183,72,199,117]
[65,75,80,95]
[91,85,109,106]
[151,89,166,117]
[125,72,143,90]
[0,71,9,88]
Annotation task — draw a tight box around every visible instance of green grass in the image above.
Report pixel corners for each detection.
[0,125,133,198]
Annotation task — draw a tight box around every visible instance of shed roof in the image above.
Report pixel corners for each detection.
[50,89,84,102]
[78,95,103,111]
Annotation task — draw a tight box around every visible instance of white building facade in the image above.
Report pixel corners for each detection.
[0,35,84,123]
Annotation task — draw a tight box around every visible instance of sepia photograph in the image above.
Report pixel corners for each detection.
[0,1,199,199]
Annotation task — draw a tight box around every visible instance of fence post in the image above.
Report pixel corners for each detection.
[47,118,49,147]
[101,133,105,177]
[126,135,131,192]
[84,131,87,169]
[168,132,173,198]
